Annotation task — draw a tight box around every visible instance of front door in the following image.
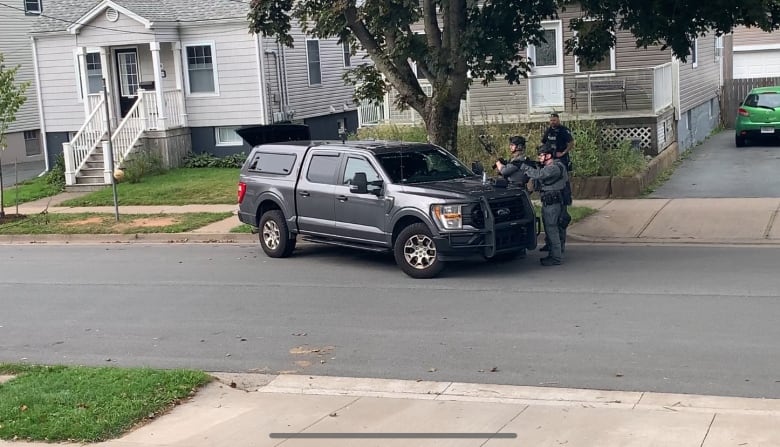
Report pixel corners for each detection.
[529,21,564,112]
[115,49,140,117]
[333,155,388,245]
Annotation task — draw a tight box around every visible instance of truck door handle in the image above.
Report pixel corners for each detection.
[299,191,310,197]
[337,195,348,202]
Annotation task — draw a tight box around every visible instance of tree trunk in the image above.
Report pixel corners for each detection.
[423,101,461,156]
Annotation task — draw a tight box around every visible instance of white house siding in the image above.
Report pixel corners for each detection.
[74,12,154,47]
[178,23,264,127]
[732,26,780,47]
[281,27,360,120]
[731,27,780,79]
[0,7,40,134]
[34,35,85,132]
[678,34,720,114]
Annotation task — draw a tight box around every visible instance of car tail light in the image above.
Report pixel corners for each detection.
[738,108,750,117]
[237,182,247,204]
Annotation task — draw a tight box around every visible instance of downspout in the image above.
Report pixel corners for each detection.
[254,34,269,124]
[31,36,50,172]
[279,43,291,118]
[264,49,286,119]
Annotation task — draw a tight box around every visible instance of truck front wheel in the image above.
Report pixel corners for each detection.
[259,210,296,258]
[394,223,445,278]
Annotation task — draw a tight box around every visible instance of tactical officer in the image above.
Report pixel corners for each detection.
[542,113,574,171]
[494,135,530,187]
[519,144,569,266]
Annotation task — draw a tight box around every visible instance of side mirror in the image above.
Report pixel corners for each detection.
[349,172,369,194]
[471,161,484,176]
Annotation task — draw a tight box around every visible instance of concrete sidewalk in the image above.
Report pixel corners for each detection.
[570,198,780,245]
[3,374,778,447]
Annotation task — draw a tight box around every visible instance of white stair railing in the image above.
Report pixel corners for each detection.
[63,93,107,185]
[110,93,148,168]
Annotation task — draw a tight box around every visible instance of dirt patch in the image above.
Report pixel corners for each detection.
[114,216,179,231]
[63,216,104,226]
[0,214,26,225]
[289,346,335,355]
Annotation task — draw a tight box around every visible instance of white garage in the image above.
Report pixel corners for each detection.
[733,48,780,79]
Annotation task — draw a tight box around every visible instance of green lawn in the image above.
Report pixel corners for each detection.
[1,176,63,208]
[230,223,253,233]
[60,168,239,206]
[0,364,210,442]
[0,212,232,234]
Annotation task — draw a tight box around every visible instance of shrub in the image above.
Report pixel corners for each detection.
[44,153,66,190]
[182,152,246,168]
[122,150,165,183]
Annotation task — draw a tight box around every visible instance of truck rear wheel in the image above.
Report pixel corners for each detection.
[394,223,445,278]
[259,210,296,258]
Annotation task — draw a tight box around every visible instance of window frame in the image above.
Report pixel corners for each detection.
[341,155,382,186]
[306,39,322,86]
[182,41,220,97]
[214,127,243,147]
[342,41,351,68]
[247,152,297,176]
[24,0,42,15]
[23,130,41,156]
[305,152,341,184]
[691,38,699,68]
[573,20,616,74]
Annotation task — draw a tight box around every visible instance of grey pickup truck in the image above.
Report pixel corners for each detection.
[236,125,538,278]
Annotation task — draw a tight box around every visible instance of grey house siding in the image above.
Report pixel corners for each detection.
[0,6,40,134]
[179,23,264,127]
[281,27,360,121]
[74,13,155,46]
[678,34,720,114]
[732,27,780,46]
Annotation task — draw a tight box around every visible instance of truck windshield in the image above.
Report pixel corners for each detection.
[375,148,474,184]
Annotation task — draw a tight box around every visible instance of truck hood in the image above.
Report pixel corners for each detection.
[400,177,526,201]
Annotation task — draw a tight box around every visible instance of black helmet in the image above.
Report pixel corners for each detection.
[509,136,525,148]
[538,142,556,155]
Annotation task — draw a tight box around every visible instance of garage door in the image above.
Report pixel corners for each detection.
[734,49,780,79]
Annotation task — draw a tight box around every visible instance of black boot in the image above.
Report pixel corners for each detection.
[539,245,550,252]
[540,257,561,266]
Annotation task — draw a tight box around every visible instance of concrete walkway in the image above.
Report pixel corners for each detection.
[2,374,778,447]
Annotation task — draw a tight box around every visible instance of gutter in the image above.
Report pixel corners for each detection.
[30,36,49,173]
[255,34,269,124]
[265,48,287,119]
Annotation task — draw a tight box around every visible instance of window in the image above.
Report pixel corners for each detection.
[714,35,723,61]
[709,99,714,119]
[24,130,41,156]
[343,157,381,185]
[306,154,340,183]
[691,39,699,68]
[24,0,41,15]
[411,61,427,79]
[185,44,217,94]
[248,152,296,175]
[575,21,615,72]
[215,127,243,146]
[342,41,351,67]
[533,29,558,67]
[306,40,321,85]
[85,52,102,94]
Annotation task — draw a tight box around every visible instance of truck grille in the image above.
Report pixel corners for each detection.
[488,198,525,224]
[495,227,525,250]
[463,204,485,229]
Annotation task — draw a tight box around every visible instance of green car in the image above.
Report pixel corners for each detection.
[735,86,780,147]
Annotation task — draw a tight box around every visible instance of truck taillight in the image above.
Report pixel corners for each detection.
[237,182,247,204]
[738,108,750,117]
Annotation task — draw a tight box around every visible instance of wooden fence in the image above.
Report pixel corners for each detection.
[721,77,780,128]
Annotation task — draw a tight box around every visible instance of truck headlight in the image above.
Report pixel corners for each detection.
[432,204,464,230]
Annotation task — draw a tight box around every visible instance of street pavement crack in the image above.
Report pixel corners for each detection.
[698,413,717,447]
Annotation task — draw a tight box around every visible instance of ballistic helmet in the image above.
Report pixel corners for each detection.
[509,135,526,148]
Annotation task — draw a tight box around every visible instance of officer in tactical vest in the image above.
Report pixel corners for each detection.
[494,135,530,188]
[519,143,569,266]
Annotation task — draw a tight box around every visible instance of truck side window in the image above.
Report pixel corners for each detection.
[343,157,381,185]
[306,154,341,184]
[248,152,296,175]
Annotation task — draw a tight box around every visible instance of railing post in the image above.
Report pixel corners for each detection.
[138,88,148,130]
[587,73,593,115]
[63,142,76,185]
[178,91,188,128]
[102,141,113,183]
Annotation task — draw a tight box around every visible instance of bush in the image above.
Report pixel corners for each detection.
[122,151,165,183]
[183,152,246,168]
[44,153,66,190]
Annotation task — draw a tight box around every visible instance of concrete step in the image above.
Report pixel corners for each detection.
[75,175,107,185]
[79,167,104,176]
[65,184,109,192]
[84,161,104,169]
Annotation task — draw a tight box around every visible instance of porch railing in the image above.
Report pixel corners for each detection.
[110,93,148,169]
[87,93,103,115]
[357,83,471,127]
[63,92,107,184]
[652,62,674,113]
[164,89,186,128]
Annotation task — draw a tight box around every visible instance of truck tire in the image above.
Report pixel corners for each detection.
[258,210,296,258]
[393,223,445,278]
[735,135,747,147]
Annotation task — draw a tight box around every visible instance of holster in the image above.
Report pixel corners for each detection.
[540,191,562,206]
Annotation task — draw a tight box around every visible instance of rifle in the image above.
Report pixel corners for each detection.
[476,134,507,169]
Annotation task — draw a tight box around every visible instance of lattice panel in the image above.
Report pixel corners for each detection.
[600,126,653,150]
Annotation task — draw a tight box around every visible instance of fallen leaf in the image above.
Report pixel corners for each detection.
[329,412,338,417]
[428,368,437,373]
[229,382,237,389]
[19,405,28,412]
[615,373,624,377]
[490,366,499,372]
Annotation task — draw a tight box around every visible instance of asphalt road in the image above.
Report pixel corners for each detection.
[1,243,779,399]
[649,131,780,198]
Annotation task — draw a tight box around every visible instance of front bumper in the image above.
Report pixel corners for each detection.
[433,220,535,261]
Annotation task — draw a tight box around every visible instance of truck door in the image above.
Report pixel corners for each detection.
[333,155,388,245]
[295,151,342,236]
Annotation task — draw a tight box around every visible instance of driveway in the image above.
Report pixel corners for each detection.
[0,160,46,187]
[649,131,780,198]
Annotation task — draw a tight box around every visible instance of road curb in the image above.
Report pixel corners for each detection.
[0,232,258,245]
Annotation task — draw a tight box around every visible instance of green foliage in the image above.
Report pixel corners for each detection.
[569,120,647,177]
[0,53,30,150]
[122,150,165,184]
[44,153,66,190]
[183,152,246,169]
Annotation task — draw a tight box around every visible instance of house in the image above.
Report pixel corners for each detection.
[28,0,360,186]
[728,27,780,79]
[0,0,44,170]
[359,4,722,154]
